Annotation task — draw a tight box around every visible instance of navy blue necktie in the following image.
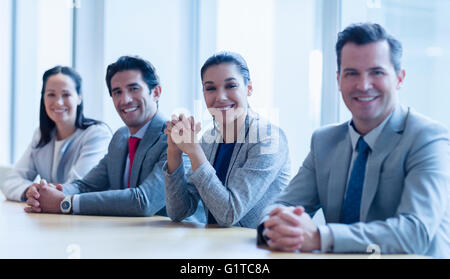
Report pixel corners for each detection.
[342,137,370,224]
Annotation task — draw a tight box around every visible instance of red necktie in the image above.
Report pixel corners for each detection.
[128,137,141,188]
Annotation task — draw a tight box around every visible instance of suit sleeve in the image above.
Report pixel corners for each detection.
[63,124,112,184]
[63,156,110,196]
[1,130,40,201]
[257,131,321,244]
[63,143,112,196]
[189,127,290,227]
[70,138,167,217]
[163,154,201,222]
[329,127,450,255]
[260,131,321,222]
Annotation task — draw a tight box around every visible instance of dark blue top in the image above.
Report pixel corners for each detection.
[207,142,236,224]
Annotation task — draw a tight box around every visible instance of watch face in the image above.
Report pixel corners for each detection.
[62,201,70,210]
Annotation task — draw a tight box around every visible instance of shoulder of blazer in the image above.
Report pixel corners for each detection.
[115,125,129,135]
[141,112,168,144]
[29,128,43,150]
[246,112,288,149]
[134,113,168,161]
[150,112,168,131]
[71,123,112,145]
[402,106,449,145]
[31,128,57,153]
[110,126,129,146]
[313,121,349,142]
[83,122,113,137]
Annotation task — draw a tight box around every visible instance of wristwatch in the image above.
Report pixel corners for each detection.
[60,195,72,214]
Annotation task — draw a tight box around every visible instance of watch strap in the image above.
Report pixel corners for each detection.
[60,195,72,214]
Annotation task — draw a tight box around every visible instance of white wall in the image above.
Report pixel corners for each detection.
[102,0,198,133]
[340,0,450,129]
[273,0,321,172]
[73,0,105,123]
[6,0,450,168]
[0,0,12,165]
[12,0,72,163]
[215,0,322,172]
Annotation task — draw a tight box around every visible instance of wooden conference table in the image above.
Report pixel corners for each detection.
[0,194,426,259]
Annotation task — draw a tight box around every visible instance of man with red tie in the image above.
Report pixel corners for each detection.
[25,56,169,216]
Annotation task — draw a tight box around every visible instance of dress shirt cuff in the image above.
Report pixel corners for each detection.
[318,225,334,253]
[189,161,212,185]
[20,189,27,202]
[257,223,270,245]
[18,184,32,202]
[72,194,80,214]
[162,160,185,178]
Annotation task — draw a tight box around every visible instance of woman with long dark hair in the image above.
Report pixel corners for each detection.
[1,66,112,201]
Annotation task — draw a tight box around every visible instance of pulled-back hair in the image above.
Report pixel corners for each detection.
[201,51,251,85]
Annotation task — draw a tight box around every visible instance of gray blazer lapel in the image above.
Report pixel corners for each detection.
[360,105,406,221]
[199,112,252,220]
[198,127,220,220]
[111,129,128,189]
[56,129,82,181]
[129,112,165,187]
[201,125,221,164]
[326,126,352,223]
[225,113,253,184]
[38,135,56,181]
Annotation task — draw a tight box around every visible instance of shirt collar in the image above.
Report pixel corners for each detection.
[128,119,152,139]
[348,110,394,151]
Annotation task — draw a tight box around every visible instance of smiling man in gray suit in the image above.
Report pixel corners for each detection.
[25,56,168,217]
[258,23,450,258]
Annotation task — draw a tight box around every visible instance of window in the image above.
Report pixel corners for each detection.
[102,0,198,133]
[6,0,448,169]
[340,0,450,129]
[11,0,72,163]
[0,0,12,165]
[215,0,322,171]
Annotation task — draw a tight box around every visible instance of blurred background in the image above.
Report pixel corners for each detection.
[1,0,449,174]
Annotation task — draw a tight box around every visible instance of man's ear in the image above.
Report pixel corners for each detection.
[247,81,253,96]
[396,69,406,90]
[336,71,342,92]
[151,85,162,101]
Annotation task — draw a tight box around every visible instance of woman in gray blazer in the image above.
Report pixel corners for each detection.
[1,66,112,201]
[163,52,291,228]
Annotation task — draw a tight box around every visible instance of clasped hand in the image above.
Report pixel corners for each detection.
[164,113,202,155]
[24,179,65,214]
[263,206,321,252]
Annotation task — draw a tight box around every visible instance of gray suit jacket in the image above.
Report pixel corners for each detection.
[63,112,168,217]
[1,124,111,201]
[259,105,450,258]
[164,110,291,228]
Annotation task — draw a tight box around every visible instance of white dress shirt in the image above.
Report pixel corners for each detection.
[51,138,69,183]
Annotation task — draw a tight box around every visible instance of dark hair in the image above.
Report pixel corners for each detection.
[200,51,251,85]
[336,23,403,73]
[37,66,101,148]
[105,55,160,96]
